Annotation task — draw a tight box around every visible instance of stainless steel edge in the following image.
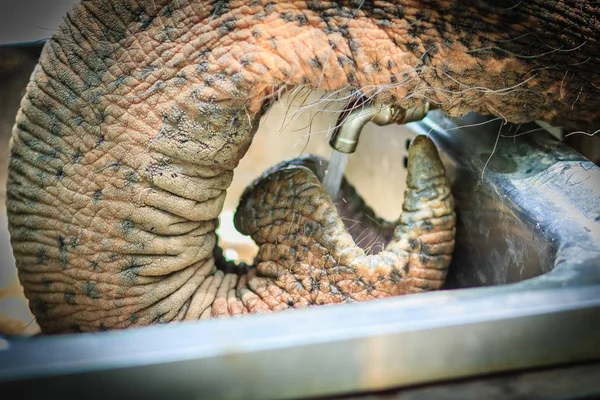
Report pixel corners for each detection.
[417,112,600,289]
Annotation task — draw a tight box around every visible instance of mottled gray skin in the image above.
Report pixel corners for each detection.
[6,0,600,333]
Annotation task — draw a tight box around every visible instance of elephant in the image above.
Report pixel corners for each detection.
[5,0,599,334]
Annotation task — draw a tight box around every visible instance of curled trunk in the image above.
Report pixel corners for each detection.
[6,0,600,332]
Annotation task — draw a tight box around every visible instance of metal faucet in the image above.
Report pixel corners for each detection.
[329,98,431,154]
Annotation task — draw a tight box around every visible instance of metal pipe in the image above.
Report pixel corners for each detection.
[329,98,431,153]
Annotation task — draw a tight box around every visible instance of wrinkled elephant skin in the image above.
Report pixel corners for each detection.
[6,0,600,333]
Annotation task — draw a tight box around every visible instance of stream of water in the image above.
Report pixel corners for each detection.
[323,149,349,201]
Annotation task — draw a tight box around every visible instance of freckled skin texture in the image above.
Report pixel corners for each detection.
[233,137,454,311]
[6,0,600,333]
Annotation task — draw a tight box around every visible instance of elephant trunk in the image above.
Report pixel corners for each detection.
[6,0,600,332]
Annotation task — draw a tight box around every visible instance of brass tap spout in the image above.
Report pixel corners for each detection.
[329,98,431,154]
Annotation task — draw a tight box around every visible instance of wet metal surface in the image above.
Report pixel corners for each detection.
[1,114,600,399]
[422,113,600,289]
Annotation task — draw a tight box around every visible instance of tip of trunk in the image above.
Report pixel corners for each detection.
[406,136,446,188]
